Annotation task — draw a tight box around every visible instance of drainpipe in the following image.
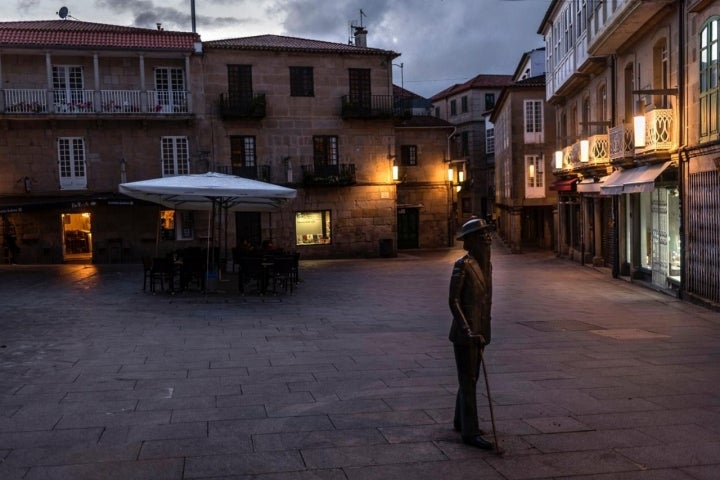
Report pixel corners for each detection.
[677,0,687,298]
[610,54,620,279]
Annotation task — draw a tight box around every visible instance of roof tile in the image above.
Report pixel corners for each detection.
[0,20,199,51]
[204,34,399,57]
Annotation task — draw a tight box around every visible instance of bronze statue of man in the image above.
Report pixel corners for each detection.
[448,217,494,450]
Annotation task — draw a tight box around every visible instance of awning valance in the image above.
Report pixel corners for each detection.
[600,161,673,196]
[549,177,578,192]
[577,176,608,194]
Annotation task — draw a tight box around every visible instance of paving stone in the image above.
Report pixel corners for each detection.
[301,442,446,469]
[184,450,305,478]
[23,458,183,480]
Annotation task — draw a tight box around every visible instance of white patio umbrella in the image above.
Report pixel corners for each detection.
[118,171,297,212]
[119,172,296,285]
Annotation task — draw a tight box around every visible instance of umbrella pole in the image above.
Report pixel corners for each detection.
[155,206,161,257]
[205,200,213,293]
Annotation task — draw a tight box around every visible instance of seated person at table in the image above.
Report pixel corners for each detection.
[261,239,276,253]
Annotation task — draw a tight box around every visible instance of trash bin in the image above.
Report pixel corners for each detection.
[379,238,394,258]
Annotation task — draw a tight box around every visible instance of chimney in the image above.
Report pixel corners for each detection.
[353,26,368,47]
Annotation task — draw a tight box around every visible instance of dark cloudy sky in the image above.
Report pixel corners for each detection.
[11,0,550,98]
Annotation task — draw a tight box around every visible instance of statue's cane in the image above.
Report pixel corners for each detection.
[477,344,504,455]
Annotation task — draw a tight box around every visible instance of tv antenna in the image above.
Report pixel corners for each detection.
[347,9,367,45]
[56,6,76,20]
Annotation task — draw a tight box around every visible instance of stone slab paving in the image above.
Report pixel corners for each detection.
[0,243,719,479]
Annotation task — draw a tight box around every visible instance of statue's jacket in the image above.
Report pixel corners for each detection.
[448,254,492,346]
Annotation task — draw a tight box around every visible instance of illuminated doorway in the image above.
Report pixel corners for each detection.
[61,212,92,262]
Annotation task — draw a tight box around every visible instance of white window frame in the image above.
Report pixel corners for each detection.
[52,65,90,112]
[525,154,545,199]
[161,136,190,176]
[524,99,544,143]
[154,67,186,113]
[57,137,87,190]
[486,125,495,155]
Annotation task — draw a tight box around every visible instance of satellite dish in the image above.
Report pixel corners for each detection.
[57,6,69,19]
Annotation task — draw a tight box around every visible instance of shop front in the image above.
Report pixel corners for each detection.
[601,161,680,292]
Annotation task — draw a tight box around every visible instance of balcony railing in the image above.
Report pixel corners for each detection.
[637,108,674,153]
[301,163,356,186]
[609,123,634,162]
[341,95,394,119]
[4,88,48,113]
[1,88,191,115]
[218,93,266,119]
[215,165,271,182]
[587,133,610,166]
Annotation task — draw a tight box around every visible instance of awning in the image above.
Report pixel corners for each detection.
[600,161,673,195]
[0,193,143,214]
[577,176,608,194]
[549,177,578,192]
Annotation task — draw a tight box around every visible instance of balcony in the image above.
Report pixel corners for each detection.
[636,109,674,155]
[215,165,271,182]
[341,95,394,119]
[1,88,191,116]
[587,133,610,167]
[217,93,266,119]
[609,123,635,165]
[587,0,676,56]
[301,164,356,186]
[552,145,575,174]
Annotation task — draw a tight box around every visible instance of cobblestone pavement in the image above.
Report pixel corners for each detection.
[1,241,719,479]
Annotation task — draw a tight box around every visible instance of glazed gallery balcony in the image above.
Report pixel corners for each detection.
[1,88,191,116]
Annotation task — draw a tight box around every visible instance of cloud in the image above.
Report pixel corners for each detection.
[16,0,41,14]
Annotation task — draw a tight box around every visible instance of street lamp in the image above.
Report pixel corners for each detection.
[392,62,404,91]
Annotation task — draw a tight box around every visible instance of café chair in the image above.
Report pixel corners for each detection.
[269,255,295,294]
[148,257,175,293]
[238,256,265,294]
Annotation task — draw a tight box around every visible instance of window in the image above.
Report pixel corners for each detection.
[177,211,194,240]
[460,131,470,157]
[461,96,468,113]
[160,210,175,240]
[227,64,253,107]
[450,99,457,116]
[700,18,719,138]
[525,154,544,198]
[486,127,495,155]
[524,99,544,143]
[295,210,331,246]
[161,136,190,176]
[230,136,257,177]
[312,135,339,178]
[290,66,314,96]
[598,84,607,127]
[349,68,371,106]
[155,67,185,113]
[159,210,193,241]
[485,93,495,110]
[313,136,338,166]
[400,145,417,166]
[53,65,88,112]
[57,137,87,189]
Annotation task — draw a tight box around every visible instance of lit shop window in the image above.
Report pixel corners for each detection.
[160,210,175,240]
[295,210,331,246]
[159,210,194,240]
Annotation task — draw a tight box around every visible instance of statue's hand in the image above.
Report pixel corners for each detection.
[468,333,486,346]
